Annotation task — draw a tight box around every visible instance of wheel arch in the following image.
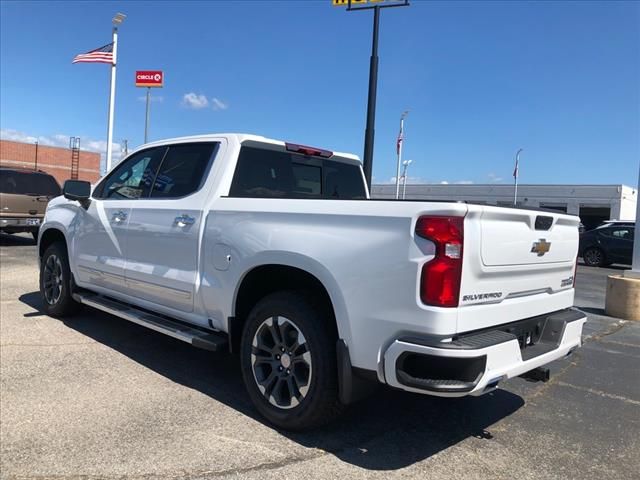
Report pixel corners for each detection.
[229,259,350,354]
[39,227,68,261]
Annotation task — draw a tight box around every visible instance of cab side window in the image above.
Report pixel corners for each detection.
[94,147,166,200]
[149,143,217,199]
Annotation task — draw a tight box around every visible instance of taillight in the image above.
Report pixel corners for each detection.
[416,216,464,307]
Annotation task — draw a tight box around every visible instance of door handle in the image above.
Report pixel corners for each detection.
[112,210,127,223]
[174,214,195,227]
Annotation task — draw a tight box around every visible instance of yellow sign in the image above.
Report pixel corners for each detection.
[332,0,388,6]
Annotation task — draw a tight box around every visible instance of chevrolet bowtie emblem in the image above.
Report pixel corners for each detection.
[531,239,551,256]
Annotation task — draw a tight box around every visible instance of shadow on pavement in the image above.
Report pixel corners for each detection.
[0,232,36,246]
[576,306,607,316]
[19,290,524,471]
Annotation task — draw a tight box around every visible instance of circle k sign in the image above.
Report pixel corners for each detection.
[135,71,164,88]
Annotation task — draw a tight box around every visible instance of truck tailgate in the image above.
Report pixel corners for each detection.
[481,208,577,266]
[458,204,580,333]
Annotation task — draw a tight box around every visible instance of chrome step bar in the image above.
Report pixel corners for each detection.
[72,292,228,352]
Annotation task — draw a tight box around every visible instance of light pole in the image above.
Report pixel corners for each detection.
[337,0,410,189]
[105,12,126,173]
[395,110,408,199]
[401,159,413,199]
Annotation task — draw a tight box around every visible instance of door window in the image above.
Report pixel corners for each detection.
[611,228,633,240]
[94,147,166,200]
[150,143,218,198]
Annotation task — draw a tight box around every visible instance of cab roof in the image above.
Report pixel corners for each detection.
[136,133,361,163]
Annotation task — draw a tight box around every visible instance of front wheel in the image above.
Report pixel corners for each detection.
[583,247,605,267]
[39,241,80,317]
[240,291,344,431]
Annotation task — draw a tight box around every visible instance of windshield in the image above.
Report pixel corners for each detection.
[0,170,61,196]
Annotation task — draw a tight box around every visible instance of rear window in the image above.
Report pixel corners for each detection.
[0,170,61,196]
[229,146,366,199]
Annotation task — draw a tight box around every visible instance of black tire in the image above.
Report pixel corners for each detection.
[582,247,606,267]
[39,241,80,317]
[240,291,344,431]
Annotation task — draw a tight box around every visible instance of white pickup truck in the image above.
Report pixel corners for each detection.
[38,133,586,430]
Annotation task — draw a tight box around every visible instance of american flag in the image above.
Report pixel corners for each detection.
[72,43,114,64]
[396,126,404,155]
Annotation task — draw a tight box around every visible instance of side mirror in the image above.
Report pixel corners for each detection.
[63,180,91,208]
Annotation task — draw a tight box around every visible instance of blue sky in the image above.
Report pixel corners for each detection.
[1,0,638,184]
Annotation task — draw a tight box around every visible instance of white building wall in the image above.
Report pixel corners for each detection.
[371,184,636,224]
[619,185,638,220]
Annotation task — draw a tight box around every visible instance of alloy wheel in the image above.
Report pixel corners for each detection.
[250,316,312,409]
[585,248,602,266]
[42,254,64,305]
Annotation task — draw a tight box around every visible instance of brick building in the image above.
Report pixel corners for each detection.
[0,140,101,185]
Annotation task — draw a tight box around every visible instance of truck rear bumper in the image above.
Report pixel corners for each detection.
[383,308,586,397]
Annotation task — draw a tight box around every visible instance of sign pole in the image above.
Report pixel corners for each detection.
[144,87,150,144]
[362,5,380,190]
[338,0,410,190]
[105,25,118,173]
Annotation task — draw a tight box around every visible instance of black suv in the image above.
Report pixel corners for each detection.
[579,223,634,267]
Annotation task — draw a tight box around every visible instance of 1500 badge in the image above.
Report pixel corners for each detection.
[560,276,574,287]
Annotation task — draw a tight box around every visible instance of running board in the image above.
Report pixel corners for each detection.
[72,292,228,352]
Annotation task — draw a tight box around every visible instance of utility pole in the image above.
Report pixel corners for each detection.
[337,0,410,189]
[34,141,38,170]
[122,139,129,157]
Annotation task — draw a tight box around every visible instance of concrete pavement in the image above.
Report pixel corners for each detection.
[1,232,638,479]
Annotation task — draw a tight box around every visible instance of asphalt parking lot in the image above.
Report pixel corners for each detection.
[1,232,639,480]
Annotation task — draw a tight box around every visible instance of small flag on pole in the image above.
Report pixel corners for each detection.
[513,156,519,179]
[72,43,114,64]
[396,127,404,155]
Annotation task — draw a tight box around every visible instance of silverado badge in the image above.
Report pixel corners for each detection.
[531,239,551,256]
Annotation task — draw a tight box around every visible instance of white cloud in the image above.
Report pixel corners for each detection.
[440,180,449,185]
[1,128,122,174]
[137,95,164,103]
[211,97,228,111]
[487,172,503,183]
[181,92,209,109]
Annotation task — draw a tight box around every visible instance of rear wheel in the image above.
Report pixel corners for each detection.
[240,291,344,431]
[583,247,605,267]
[39,241,80,317]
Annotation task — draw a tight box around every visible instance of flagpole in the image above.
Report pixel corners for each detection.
[514,148,522,205]
[395,111,408,200]
[105,13,125,174]
[105,27,118,173]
